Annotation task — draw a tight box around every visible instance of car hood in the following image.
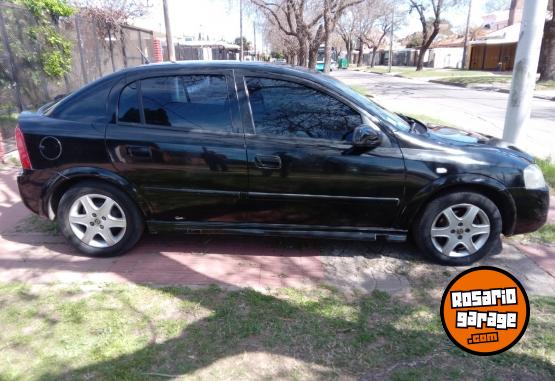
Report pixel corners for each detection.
[424,124,534,163]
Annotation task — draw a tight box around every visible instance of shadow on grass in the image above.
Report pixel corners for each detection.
[24,283,554,381]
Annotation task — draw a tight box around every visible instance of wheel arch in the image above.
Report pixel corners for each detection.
[398,174,516,236]
[43,167,151,220]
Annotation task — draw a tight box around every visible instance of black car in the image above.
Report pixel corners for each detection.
[15,62,549,265]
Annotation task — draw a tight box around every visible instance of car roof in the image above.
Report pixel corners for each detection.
[116,60,332,85]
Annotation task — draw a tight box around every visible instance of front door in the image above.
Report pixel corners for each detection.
[106,71,248,223]
[239,75,405,229]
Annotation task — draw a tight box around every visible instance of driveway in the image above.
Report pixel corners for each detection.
[1,167,554,296]
[331,70,555,160]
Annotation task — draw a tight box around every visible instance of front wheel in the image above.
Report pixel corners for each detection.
[57,181,144,256]
[413,191,502,265]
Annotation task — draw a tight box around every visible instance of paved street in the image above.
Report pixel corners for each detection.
[331,70,555,160]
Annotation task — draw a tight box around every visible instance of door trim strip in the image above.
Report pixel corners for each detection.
[143,187,400,204]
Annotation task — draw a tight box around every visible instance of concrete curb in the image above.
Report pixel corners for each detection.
[429,79,555,101]
[352,71,555,101]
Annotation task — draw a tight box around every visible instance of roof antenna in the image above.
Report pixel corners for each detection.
[137,47,150,64]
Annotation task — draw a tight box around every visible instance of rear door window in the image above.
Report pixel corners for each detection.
[118,81,140,124]
[140,75,231,131]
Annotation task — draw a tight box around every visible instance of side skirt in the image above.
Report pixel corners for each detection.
[146,221,407,242]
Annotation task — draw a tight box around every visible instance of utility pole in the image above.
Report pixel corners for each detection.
[503,0,548,144]
[162,0,175,61]
[239,0,244,61]
[461,0,472,69]
[253,21,257,60]
[388,5,394,73]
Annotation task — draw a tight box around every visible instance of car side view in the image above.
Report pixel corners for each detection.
[16,62,549,265]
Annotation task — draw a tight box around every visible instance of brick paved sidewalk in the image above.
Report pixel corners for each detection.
[1,167,553,292]
[0,233,324,288]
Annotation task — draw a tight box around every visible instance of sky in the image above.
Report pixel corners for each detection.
[132,0,507,51]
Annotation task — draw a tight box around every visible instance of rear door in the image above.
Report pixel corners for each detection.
[238,73,405,229]
[106,69,248,223]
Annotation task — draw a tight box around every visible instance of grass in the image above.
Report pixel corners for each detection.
[536,80,555,90]
[528,224,555,245]
[353,65,503,79]
[438,75,512,86]
[394,112,454,127]
[349,84,371,97]
[0,113,18,122]
[11,214,58,234]
[536,157,555,188]
[0,283,553,380]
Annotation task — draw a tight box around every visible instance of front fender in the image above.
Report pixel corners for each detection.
[42,166,152,219]
[396,173,517,235]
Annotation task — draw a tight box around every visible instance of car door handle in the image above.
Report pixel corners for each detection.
[126,145,152,158]
[254,154,282,169]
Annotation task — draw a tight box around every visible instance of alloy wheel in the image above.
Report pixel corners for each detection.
[430,203,490,257]
[68,194,127,248]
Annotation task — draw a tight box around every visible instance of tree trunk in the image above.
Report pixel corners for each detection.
[356,36,363,67]
[346,39,353,65]
[371,47,377,67]
[416,27,439,71]
[296,35,308,67]
[308,44,319,69]
[416,47,425,71]
[323,35,332,72]
[539,18,555,81]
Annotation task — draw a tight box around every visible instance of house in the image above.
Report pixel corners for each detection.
[427,36,465,69]
[469,0,523,71]
[175,40,240,61]
[469,23,519,71]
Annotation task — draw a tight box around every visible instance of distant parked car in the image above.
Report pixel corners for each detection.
[316,60,337,72]
[16,62,548,265]
[275,58,287,64]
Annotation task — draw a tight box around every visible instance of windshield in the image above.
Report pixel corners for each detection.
[326,76,411,132]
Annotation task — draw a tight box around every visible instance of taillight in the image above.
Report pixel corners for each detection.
[15,125,32,170]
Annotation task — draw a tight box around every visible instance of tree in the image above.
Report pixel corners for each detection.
[539,0,554,81]
[484,0,511,12]
[409,0,451,71]
[75,0,149,70]
[21,0,74,79]
[363,1,396,67]
[252,0,361,70]
[337,7,356,63]
[259,5,301,63]
[234,36,252,52]
[365,20,390,67]
[321,0,363,72]
[251,0,323,67]
[337,0,392,67]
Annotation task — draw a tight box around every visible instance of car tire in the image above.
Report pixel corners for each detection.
[57,181,144,256]
[413,191,502,266]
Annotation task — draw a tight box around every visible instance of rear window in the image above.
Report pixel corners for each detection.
[48,79,113,123]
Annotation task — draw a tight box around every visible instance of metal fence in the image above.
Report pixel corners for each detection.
[0,2,154,116]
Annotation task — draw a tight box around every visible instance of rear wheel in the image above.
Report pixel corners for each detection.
[414,191,502,265]
[57,181,144,256]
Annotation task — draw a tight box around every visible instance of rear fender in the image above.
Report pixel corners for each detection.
[43,166,151,219]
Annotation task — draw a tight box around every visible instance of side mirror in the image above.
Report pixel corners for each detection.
[352,125,382,148]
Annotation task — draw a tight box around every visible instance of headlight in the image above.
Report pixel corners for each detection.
[523,164,546,189]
